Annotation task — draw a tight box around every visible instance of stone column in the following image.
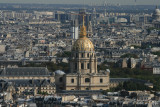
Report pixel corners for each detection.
[90,57,93,73]
[78,60,80,73]
[95,58,97,73]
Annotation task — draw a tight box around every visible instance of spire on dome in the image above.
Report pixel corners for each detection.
[80,15,87,38]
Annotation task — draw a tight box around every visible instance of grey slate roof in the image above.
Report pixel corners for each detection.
[0,79,56,90]
[0,67,51,76]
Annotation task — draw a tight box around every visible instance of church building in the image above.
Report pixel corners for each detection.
[62,16,110,91]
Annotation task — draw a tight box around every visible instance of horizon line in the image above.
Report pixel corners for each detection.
[0,3,158,6]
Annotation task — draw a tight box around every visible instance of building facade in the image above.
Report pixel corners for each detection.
[64,16,110,91]
[0,79,56,96]
[0,67,56,95]
[153,64,160,74]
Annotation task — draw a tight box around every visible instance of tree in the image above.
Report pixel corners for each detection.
[22,62,69,73]
[130,92,137,99]
[115,83,123,91]
[120,53,138,58]
[120,91,129,97]
[151,51,160,57]
[56,51,71,57]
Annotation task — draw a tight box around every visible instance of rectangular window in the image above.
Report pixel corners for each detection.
[85,78,90,82]
[76,53,78,58]
[82,53,84,58]
[71,79,74,83]
[75,63,77,70]
[81,63,84,69]
[87,63,90,69]
[100,79,103,83]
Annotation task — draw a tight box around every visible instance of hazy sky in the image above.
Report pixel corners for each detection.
[0,0,159,5]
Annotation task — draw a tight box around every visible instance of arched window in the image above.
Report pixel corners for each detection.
[85,78,90,83]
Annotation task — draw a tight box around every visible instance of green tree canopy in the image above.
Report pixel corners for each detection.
[120,53,138,58]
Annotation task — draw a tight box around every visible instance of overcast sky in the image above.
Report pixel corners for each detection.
[0,0,159,5]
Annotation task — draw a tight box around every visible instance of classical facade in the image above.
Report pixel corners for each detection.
[64,16,110,91]
[0,67,56,95]
[0,79,56,96]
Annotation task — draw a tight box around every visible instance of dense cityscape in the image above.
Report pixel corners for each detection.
[0,2,159,107]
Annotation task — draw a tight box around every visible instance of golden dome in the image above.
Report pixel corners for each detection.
[72,15,94,52]
[72,37,94,51]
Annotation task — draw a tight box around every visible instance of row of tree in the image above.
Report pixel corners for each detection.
[107,81,151,92]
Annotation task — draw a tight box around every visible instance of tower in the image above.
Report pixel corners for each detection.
[87,21,93,37]
[71,19,79,40]
[64,15,110,91]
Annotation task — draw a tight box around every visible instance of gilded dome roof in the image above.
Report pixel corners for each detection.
[72,15,94,52]
[72,37,94,51]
